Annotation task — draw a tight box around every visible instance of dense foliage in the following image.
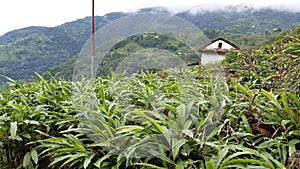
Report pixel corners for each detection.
[0,16,109,82]
[223,25,300,97]
[1,7,300,82]
[0,25,300,168]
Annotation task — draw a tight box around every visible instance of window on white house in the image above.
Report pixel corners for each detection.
[218,42,222,48]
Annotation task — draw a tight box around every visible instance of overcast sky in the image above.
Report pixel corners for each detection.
[0,0,300,36]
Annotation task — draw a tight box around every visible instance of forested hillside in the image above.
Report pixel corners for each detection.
[178,8,300,34]
[0,6,300,82]
[0,13,124,81]
[0,24,299,168]
[51,33,200,79]
[51,26,295,80]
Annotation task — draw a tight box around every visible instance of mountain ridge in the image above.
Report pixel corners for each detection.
[1,6,300,82]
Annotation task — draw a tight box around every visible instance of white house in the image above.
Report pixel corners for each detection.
[198,38,240,65]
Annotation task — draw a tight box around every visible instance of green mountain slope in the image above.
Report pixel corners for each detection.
[0,15,119,81]
[51,33,200,79]
[1,6,300,82]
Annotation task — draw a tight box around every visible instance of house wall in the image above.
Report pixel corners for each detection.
[205,40,235,50]
[201,53,225,65]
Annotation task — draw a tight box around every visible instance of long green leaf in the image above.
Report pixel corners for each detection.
[261,89,281,109]
[241,115,252,134]
[34,72,50,90]
[131,163,167,169]
[172,138,187,160]
[215,147,229,169]
[281,92,297,127]
[84,153,95,169]
[23,152,31,167]
[31,149,38,165]
[137,110,171,145]
[10,121,18,139]
[221,159,273,169]
[286,92,300,109]
[94,153,112,168]
[49,154,74,167]
[235,83,253,98]
[61,153,87,167]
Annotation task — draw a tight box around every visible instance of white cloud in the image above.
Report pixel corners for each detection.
[0,0,300,36]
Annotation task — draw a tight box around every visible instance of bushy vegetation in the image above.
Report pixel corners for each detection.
[1,7,300,82]
[223,25,300,97]
[1,26,300,169]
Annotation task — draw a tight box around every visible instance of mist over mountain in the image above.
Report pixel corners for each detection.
[178,9,300,34]
[0,5,300,82]
[173,2,300,14]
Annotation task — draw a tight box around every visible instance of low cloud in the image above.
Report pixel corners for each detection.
[163,2,300,15]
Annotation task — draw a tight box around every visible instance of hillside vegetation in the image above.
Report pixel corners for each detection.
[52,32,201,79]
[224,25,300,96]
[1,7,300,82]
[0,25,299,169]
[0,16,111,81]
[51,26,294,80]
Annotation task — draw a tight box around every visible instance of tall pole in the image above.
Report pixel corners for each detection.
[91,0,95,78]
